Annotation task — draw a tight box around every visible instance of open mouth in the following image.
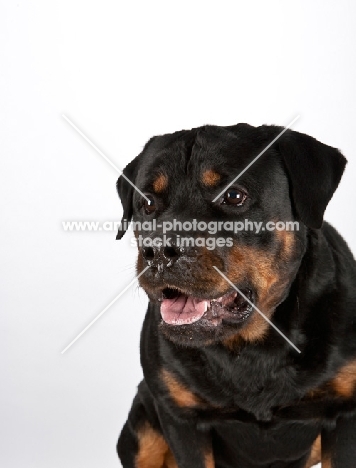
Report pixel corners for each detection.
[160,287,254,326]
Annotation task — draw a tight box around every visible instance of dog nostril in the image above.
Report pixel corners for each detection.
[142,246,155,260]
[163,246,179,259]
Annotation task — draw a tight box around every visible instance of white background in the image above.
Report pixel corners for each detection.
[1,1,355,467]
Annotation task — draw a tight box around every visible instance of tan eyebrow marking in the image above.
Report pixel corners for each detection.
[152,173,168,193]
[201,169,221,187]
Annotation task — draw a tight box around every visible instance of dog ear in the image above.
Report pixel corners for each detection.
[276,128,347,229]
[116,137,156,239]
[116,158,139,240]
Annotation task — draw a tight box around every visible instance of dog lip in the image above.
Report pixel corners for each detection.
[158,286,238,302]
[147,284,252,302]
[144,280,254,306]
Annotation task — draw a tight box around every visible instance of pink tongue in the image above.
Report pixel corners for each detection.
[160,296,208,325]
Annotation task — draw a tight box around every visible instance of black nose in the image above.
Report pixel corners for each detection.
[141,237,181,269]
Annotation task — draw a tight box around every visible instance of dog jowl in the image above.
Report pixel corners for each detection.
[116,124,356,468]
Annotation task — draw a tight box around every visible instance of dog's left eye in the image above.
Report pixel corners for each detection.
[143,195,156,214]
[222,188,246,206]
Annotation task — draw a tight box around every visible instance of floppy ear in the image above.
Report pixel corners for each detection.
[277,129,347,229]
[116,137,156,239]
[116,158,140,240]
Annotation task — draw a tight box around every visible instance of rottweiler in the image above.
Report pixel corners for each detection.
[116,123,356,468]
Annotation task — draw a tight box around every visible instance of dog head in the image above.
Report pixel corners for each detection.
[116,124,346,346]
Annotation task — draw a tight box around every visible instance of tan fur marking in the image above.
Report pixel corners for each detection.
[321,456,332,468]
[229,245,285,308]
[222,227,301,348]
[236,313,271,342]
[201,169,221,187]
[223,244,291,345]
[304,435,321,468]
[330,360,356,397]
[275,229,296,260]
[136,421,176,468]
[153,174,168,193]
[163,450,179,468]
[161,369,202,407]
[204,449,215,468]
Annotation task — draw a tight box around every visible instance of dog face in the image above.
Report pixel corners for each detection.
[117,124,346,346]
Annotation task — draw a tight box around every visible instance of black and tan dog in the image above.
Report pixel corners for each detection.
[116,124,356,468]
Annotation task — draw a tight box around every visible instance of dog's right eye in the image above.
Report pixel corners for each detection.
[221,188,247,206]
[143,195,156,214]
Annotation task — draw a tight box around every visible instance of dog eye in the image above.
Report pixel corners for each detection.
[222,188,246,206]
[143,195,156,214]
